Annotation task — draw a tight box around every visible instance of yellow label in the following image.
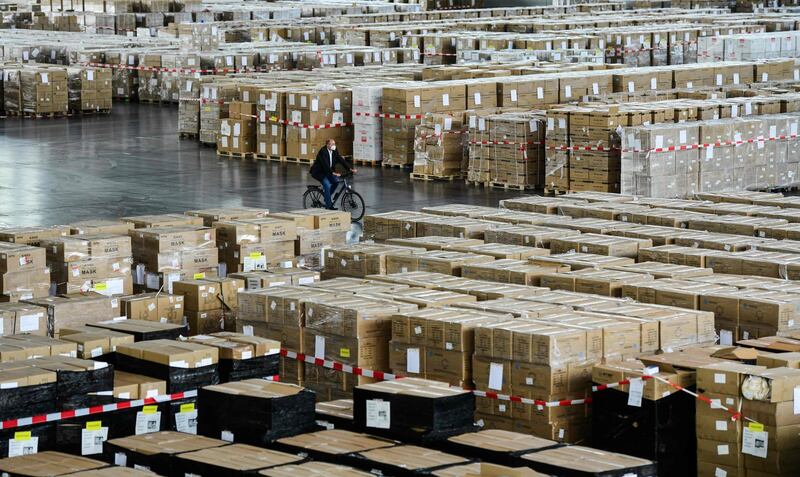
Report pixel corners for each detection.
[86,421,102,431]
[142,405,158,414]
[339,348,350,358]
[180,403,195,413]
[748,422,764,432]
[14,431,31,441]
[193,273,205,280]
[94,283,107,291]
[249,252,263,259]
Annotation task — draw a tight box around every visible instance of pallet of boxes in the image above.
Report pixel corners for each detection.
[285,89,353,165]
[269,209,351,269]
[217,101,257,159]
[124,214,219,294]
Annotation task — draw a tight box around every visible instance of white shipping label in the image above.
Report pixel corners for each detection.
[733,73,740,84]
[794,386,800,415]
[510,89,518,102]
[41,73,48,84]
[87,70,94,81]
[135,411,162,435]
[716,420,728,431]
[243,325,254,336]
[742,426,768,458]
[687,81,693,89]
[717,444,729,456]
[9,436,38,457]
[478,118,486,131]
[311,99,319,112]
[763,73,769,82]
[221,431,234,442]
[301,143,307,155]
[650,77,657,90]
[537,87,544,99]
[114,452,127,466]
[719,330,733,346]
[679,130,687,144]
[628,81,635,93]
[488,362,504,390]
[414,95,420,108]
[366,400,391,429]
[175,410,198,434]
[715,468,727,477]
[655,136,664,149]
[442,93,449,106]
[564,85,572,98]
[731,105,738,118]
[593,83,599,95]
[714,373,726,384]
[81,428,108,456]
[469,116,476,128]
[444,117,452,130]
[407,348,420,373]
[627,378,644,407]
[706,145,714,159]
[529,120,537,132]
[19,314,40,332]
[314,335,325,359]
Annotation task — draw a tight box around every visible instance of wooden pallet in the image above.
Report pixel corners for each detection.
[543,188,570,196]
[253,154,284,162]
[217,151,254,159]
[283,156,314,165]
[73,109,111,116]
[139,99,162,104]
[490,182,532,191]
[179,132,199,140]
[382,162,411,169]
[411,172,463,182]
[353,159,382,167]
[465,179,488,188]
[6,111,69,119]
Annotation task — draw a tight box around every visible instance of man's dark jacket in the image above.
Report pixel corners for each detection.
[310,147,352,181]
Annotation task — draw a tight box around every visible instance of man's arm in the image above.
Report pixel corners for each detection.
[336,150,354,171]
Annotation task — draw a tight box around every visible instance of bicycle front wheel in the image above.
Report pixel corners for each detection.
[303,187,325,209]
[340,190,366,222]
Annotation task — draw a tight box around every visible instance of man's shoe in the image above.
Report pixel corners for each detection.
[326,207,338,210]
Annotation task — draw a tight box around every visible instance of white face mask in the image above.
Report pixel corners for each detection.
[330,145,336,151]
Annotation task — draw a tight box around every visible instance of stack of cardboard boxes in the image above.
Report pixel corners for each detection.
[286,89,353,162]
[696,362,765,477]
[120,292,185,325]
[352,84,386,164]
[66,66,112,113]
[256,87,288,159]
[237,286,332,386]
[42,234,133,296]
[172,277,244,335]
[0,242,50,303]
[741,366,800,477]
[468,112,545,188]
[215,217,297,274]
[128,225,218,293]
[389,307,506,387]
[412,112,467,178]
[268,209,350,267]
[303,293,417,401]
[3,66,69,115]
[217,101,257,156]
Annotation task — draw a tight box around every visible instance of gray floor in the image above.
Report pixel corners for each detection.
[0,103,525,226]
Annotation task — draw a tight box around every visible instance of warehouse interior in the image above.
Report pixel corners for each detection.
[2,1,800,477]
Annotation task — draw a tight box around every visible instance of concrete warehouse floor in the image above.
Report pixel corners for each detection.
[0,103,523,227]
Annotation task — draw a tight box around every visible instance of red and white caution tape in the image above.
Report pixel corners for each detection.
[0,389,199,431]
[469,140,542,146]
[280,349,398,380]
[472,390,591,408]
[355,112,424,120]
[84,62,276,74]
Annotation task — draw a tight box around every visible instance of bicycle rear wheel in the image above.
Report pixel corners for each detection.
[303,187,325,209]
[340,190,365,222]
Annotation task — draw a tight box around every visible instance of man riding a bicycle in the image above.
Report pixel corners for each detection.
[310,139,357,210]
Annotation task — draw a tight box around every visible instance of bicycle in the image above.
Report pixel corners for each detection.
[303,171,366,222]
